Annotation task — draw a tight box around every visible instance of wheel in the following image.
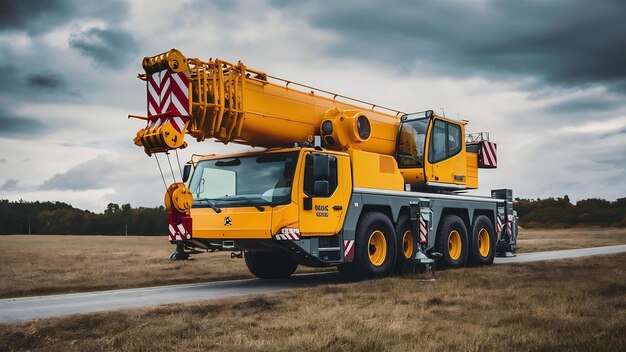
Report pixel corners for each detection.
[351,212,397,279]
[435,215,468,268]
[394,215,416,273]
[244,250,298,279]
[468,215,496,266]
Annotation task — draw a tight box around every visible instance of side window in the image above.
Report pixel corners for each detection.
[448,123,461,156]
[429,120,447,163]
[304,154,338,197]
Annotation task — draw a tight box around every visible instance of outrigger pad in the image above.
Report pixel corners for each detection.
[170,243,190,260]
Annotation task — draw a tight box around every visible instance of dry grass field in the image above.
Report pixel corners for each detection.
[517,227,626,252]
[1,253,624,351]
[0,227,624,298]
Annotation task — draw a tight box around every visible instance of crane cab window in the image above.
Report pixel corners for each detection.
[448,123,461,156]
[429,119,462,164]
[396,117,429,168]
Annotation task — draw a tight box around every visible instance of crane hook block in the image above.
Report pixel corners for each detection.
[134,49,192,155]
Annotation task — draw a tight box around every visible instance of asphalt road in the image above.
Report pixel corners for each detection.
[1,244,625,324]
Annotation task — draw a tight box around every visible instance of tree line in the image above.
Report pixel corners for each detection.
[514,196,626,228]
[1,196,625,235]
[0,200,167,235]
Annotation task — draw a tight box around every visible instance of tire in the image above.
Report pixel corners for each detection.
[394,215,416,274]
[244,250,298,279]
[435,215,468,268]
[468,215,496,266]
[351,212,397,279]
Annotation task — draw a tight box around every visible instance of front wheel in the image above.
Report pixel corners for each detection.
[244,250,298,279]
[349,212,397,279]
[435,215,468,268]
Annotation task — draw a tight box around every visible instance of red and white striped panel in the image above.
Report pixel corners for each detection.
[507,215,513,235]
[496,216,503,234]
[169,216,192,241]
[147,71,162,117]
[479,141,497,168]
[344,240,355,260]
[167,71,190,117]
[275,228,300,240]
[147,70,190,116]
[146,69,190,132]
[419,217,428,244]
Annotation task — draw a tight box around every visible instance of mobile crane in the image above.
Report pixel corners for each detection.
[130,49,518,279]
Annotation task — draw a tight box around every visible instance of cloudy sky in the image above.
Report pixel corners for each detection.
[1,0,625,211]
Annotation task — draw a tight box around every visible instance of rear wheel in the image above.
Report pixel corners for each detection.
[394,216,416,273]
[468,215,496,266]
[347,212,397,279]
[244,250,298,279]
[435,215,468,268]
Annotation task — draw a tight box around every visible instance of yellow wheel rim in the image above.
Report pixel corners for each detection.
[402,230,414,259]
[478,228,490,257]
[448,230,462,261]
[368,230,387,267]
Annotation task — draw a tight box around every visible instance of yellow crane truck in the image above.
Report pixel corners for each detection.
[130,49,518,279]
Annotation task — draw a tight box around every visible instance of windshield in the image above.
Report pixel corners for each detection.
[396,117,429,168]
[189,151,299,208]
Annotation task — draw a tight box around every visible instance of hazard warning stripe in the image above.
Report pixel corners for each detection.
[168,223,191,241]
[344,240,355,260]
[275,233,300,240]
[481,141,497,167]
[147,75,160,117]
[419,217,428,244]
[168,213,192,241]
[169,72,190,116]
[146,70,190,118]
[496,216,503,234]
[159,75,172,113]
[275,228,301,240]
[170,116,187,133]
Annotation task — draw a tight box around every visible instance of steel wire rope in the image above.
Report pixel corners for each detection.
[165,152,177,183]
[154,154,173,200]
[175,149,183,180]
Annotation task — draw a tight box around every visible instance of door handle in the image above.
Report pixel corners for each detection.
[333,205,342,210]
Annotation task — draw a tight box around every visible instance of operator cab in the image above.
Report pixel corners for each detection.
[395,110,469,191]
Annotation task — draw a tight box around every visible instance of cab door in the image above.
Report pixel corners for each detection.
[298,152,350,235]
[424,119,467,188]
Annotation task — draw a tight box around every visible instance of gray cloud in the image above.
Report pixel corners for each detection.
[40,156,116,191]
[0,179,19,191]
[27,74,64,89]
[0,158,5,163]
[546,96,623,114]
[69,27,139,68]
[0,0,129,34]
[0,64,78,99]
[0,107,48,137]
[273,0,626,93]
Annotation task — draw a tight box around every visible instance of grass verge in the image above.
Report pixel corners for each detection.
[1,254,624,351]
[0,227,624,298]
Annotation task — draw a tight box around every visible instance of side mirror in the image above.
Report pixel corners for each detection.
[313,180,330,197]
[182,164,192,183]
